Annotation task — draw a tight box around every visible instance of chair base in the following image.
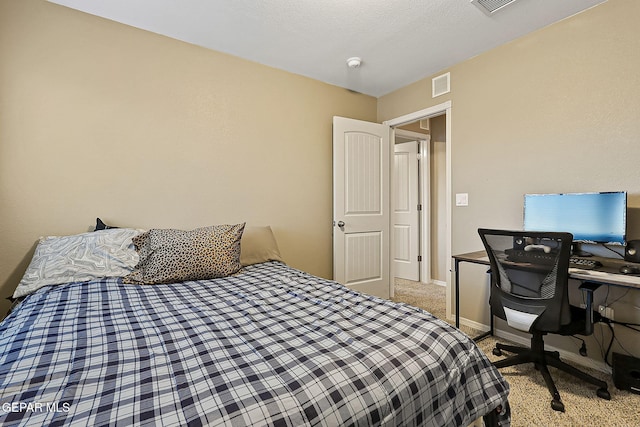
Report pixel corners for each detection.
[492,334,611,412]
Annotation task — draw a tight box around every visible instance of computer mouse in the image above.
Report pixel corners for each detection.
[619,265,640,274]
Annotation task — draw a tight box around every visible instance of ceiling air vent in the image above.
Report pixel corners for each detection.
[471,0,518,16]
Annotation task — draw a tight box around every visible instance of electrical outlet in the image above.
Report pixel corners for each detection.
[598,305,614,321]
[606,307,614,321]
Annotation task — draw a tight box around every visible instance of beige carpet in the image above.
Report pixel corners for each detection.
[392,279,640,427]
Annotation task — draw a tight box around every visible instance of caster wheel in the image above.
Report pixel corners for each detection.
[597,388,611,400]
[551,399,565,412]
[493,348,502,357]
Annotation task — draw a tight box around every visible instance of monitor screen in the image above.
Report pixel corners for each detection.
[523,191,627,245]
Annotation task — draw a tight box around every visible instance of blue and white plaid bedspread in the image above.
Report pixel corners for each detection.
[0,262,509,426]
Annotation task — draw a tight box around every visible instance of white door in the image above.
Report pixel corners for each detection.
[393,140,420,281]
[333,116,390,299]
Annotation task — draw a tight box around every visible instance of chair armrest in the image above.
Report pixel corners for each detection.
[579,281,602,335]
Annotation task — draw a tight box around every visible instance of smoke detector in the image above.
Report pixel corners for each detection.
[471,0,518,16]
[346,57,362,68]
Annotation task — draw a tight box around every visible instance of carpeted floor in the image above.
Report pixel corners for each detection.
[392,279,640,427]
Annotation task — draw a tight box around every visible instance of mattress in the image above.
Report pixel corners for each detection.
[0,262,509,426]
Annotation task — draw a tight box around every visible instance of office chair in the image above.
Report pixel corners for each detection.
[477,228,610,412]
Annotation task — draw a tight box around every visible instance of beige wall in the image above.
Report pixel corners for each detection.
[0,0,377,315]
[379,0,640,364]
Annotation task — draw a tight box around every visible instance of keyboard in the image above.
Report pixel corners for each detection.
[569,257,602,270]
[506,250,603,270]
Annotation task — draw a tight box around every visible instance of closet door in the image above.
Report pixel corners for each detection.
[394,140,420,282]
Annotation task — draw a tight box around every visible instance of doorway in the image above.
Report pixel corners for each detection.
[384,101,453,320]
[394,118,447,288]
[393,130,426,282]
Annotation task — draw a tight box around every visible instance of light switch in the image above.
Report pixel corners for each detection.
[456,193,469,206]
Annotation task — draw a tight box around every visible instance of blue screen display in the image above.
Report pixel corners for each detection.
[524,192,627,244]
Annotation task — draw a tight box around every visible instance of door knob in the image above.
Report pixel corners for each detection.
[337,221,345,228]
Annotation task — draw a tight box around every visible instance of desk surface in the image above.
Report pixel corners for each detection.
[453,250,489,265]
[453,250,640,290]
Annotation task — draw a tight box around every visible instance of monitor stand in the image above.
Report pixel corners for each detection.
[572,242,593,257]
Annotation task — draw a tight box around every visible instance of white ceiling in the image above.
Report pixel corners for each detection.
[48,0,607,97]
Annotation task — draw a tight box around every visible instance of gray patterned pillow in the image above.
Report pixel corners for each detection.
[123,223,245,285]
[13,229,142,298]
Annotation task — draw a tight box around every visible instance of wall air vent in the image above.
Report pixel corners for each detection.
[471,0,518,16]
[432,72,450,98]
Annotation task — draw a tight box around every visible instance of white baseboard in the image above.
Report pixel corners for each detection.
[450,316,489,334]
[429,279,447,287]
[452,317,612,374]
[493,329,611,374]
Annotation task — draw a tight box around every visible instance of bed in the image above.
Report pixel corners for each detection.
[0,224,510,426]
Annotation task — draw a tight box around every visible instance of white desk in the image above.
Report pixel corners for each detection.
[452,250,640,341]
[568,268,640,288]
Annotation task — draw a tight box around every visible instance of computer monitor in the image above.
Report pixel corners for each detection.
[523,191,627,245]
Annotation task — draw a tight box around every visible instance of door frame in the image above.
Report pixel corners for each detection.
[383,100,453,320]
[394,129,430,284]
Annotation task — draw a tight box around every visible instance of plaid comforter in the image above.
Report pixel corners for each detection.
[0,262,509,426]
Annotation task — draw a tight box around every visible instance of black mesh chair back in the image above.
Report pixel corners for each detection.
[477,228,610,412]
[478,229,573,333]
